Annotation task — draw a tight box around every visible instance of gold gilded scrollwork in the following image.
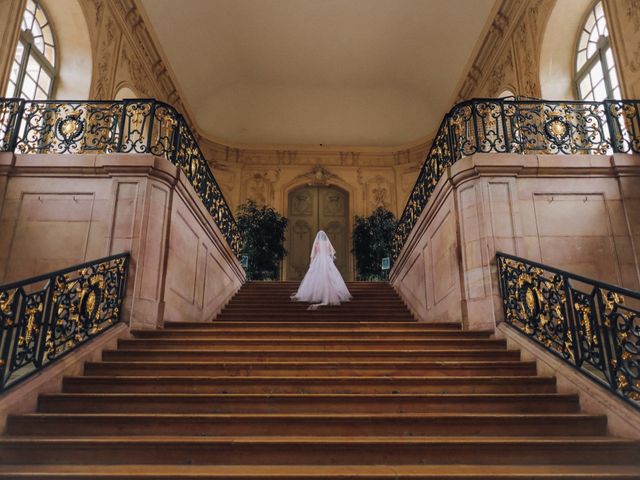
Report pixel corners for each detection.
[0,289,17,325]
[502,258,567,354]
[18,302,43,347]
[1,254,128,392]
[499,253,640,407]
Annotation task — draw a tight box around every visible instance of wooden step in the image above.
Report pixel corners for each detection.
[132,329,492,340]
[6,413,607,437]
[102,348,522,362]
[216,312,414,318]
[162,321,462,330]
[84,360,537,377]
[229,297,404,302]
[213,318,418,323]
[3,280,634,477]
[219,308,410,313]
[116,338,507,351]
[61,375,556,394]
[0,464,638,479]
[228,296,405,301]
[0,436,637,465]
[39,392,581,414]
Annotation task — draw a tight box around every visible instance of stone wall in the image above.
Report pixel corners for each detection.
[605,0,640,98]
[0,152,245,329]
[390,153,640,330]
[454,0,640,100]
[2,0,640,279]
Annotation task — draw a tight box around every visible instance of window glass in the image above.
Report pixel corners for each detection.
[575,1,620,101]
[4,0,55,99]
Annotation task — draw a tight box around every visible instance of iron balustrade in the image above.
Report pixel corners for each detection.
[0,98,242,257]
[0,253,129,392]
[496,251,640,409]
[392,98,640,261]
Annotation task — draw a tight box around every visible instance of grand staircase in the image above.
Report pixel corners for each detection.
[0,281,638,478]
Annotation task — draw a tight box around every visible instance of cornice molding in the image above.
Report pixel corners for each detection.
[106,0,540,160]
[198,136,431,168]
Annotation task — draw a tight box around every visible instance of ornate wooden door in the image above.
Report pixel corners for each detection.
[286,185,349,280]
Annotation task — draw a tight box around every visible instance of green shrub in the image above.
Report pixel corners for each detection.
[236,201,288,280]
[351,207,397,280]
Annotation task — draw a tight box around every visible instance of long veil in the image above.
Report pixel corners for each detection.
[291,230,351,309]
[311,230,336,261]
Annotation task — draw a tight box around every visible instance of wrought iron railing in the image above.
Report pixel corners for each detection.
[392,98,640,260]
[0,98,242,256]
[496,252,640,409]
[0,253,129,392]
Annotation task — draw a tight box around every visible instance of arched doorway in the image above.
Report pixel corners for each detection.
[286,185,349,281]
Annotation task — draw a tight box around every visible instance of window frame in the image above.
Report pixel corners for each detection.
[5,0,57,100]
[574,0,619,102]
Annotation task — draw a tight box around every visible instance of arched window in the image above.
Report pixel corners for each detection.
[575,0,620,101]
[4,0,56,100]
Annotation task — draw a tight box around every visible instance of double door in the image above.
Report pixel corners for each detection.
[286,185,349,281]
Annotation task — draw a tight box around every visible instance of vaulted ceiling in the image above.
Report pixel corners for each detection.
[139,0,496,147]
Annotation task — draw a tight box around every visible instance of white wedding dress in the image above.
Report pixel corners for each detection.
[291,231,352,309]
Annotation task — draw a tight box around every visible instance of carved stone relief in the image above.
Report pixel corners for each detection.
[486,47,516,97]
[294,165,340,187]
[117,46,152,97]
[91,8,120,99]
[370,176,394,211]
[455,0,553,100]
[607,0,640,87]
[242,169,280,205]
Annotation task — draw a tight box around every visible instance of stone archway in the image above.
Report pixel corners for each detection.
[286,185,349,281]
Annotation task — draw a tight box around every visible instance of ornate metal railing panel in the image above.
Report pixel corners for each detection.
[0,99,23,152]
[0,253,129,392]
[496,252,640,409]
[392,98,640,261]
[0,98,242,256]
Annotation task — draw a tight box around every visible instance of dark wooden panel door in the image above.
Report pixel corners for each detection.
[286,186,349,281]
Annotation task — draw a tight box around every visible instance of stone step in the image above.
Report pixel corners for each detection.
[6,413,607,437]
[0,436,637,465]
[37,392,582,414]
[117,338,507,351]
[61,375,556,395]
[102,348,521,362]
[84,360,537,377]
[0,464,638,479]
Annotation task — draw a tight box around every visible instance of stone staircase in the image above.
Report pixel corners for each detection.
[0,281,638,478]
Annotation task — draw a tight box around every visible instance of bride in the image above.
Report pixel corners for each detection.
[291,230,352,309]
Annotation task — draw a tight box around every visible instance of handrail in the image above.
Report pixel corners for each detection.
[496,251,640,409]
[0,98,242,257]
[0,253,129,392]
[392,98,640,261]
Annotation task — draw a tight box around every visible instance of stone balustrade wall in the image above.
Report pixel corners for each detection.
[390,153,640,331]
[0,152,245,330]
